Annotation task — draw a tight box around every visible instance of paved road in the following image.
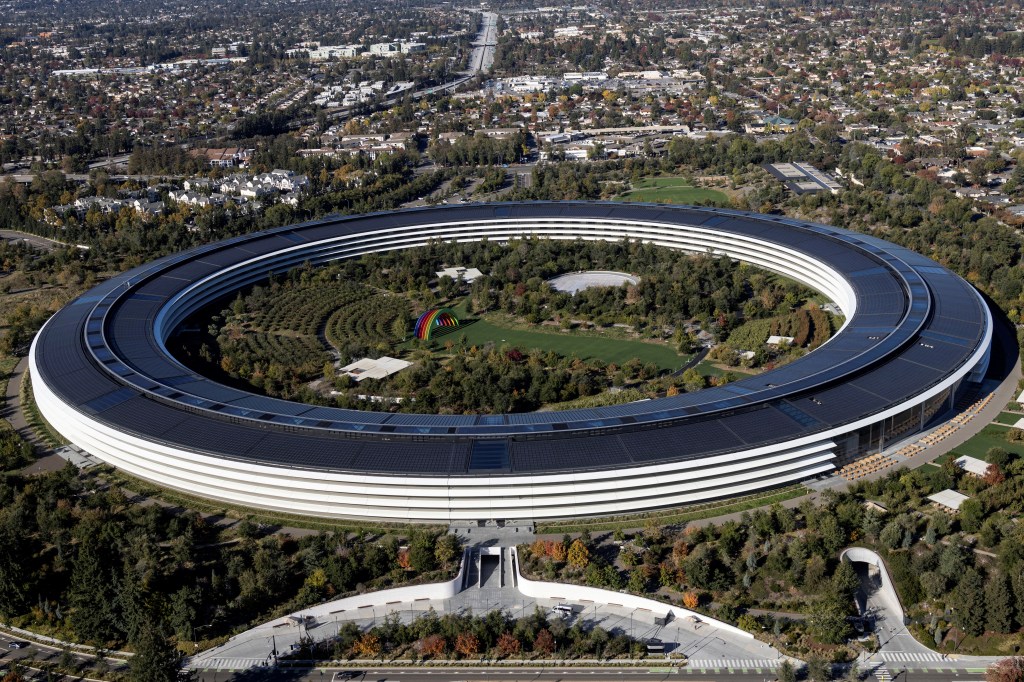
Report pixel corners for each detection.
[196,667,991,682]
[2,356,66,474]
[467,11,498,74]
[193,548,779,673]
[0,230,66,252]
[0,630,129,676]
[852,563,937,663]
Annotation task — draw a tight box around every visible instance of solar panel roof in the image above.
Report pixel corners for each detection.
[33,202,990,476]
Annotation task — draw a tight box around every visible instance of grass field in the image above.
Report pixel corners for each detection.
[947,423,1024,460]
[992,411,1023,425]
[438,318,687,370]
[615,176,730,205]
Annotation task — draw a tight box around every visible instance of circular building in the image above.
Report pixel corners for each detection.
[30,203,992,522]
[548,270,639,293]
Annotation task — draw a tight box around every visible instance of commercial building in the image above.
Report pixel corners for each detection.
[30,202,992,522]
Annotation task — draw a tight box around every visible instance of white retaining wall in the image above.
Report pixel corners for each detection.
[250,548,470,632]
[840,547,905,620]
[511,548,753,640]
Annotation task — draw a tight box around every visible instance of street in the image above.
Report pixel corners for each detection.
[197,666,991,682]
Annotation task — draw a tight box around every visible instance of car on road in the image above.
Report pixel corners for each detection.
[333,672,362,680]
[7,641,27,649]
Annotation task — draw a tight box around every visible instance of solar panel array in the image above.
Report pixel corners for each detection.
[32,202,990,476]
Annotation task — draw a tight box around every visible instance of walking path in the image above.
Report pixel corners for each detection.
[191,546,781,672]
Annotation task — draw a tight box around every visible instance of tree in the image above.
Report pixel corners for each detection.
[683,545,732,590]
[533,629,555,655]
[985,573,1015,634]
[497,632,521,656]
[919,571,947,600]
[960,498,985,533]
[2,666,25,682]
[807,655,832,682]
[953,568,986,637]
[417,634,446,658]
[128,620,185,682]
[454,632,479,657]
[987,657,1024,682]
[832,561,859,599]
[116,567,150,646]
[354,633,382,658]
[567,539,590,569]
[0,525,31,619]
[879,520,903,549]
[408,530,438,573]
[983,464,1006,486]
[434,534,461,569]
[682,592,700,610]
[627,566,649,593]
[816,512,846,553]
[778,660,796,682]
[68,521,120,644]
[807,594,852,645]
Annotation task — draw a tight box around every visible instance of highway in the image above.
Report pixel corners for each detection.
[468,11,498,74]
[316,9,498,125]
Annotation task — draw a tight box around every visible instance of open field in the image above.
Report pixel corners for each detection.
[947,423,1024,460]
[437,318,687,370]
[614,176,730,205]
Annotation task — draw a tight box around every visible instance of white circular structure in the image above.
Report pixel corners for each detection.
[548,270,639,293]
[30,203,992,522]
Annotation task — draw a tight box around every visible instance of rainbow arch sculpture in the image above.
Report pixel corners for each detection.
[414,308,460,340]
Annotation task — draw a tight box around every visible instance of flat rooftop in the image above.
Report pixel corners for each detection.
[32,202,990,477]
[341,356,412,382]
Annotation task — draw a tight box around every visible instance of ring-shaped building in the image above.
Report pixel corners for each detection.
[30,202,992,522]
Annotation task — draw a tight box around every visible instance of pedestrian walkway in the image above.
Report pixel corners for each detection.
[684,659,782,669]
[872,651,946,662]
[196,658,268,671]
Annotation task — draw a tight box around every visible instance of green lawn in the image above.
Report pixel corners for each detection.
[947,424,1024,461]
[693,360,727,377]
[614,176,730,205]
[436,318,687,370]
[992,411,1023,426]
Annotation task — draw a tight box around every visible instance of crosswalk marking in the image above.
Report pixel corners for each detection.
[686,659,780,668]
[873,651,946,662]
[190,657,266,670]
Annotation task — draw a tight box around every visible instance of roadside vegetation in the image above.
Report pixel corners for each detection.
[289,607,652,663]
[520,449,1024,658]
[0,463,460,653]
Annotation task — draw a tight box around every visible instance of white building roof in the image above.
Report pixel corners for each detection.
[436,266,483,283]
[340,356,412,382]
[767,335,795,346]
[927,489,970,511]
[955,455,989,477]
